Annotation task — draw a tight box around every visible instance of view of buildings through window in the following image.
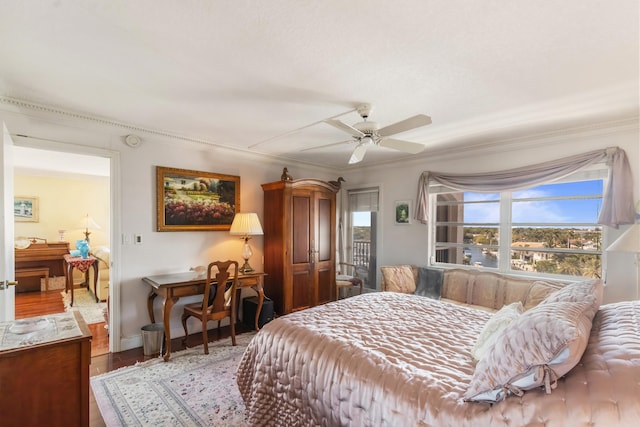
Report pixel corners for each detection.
[434,178,604,279]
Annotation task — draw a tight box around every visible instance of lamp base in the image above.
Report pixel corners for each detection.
[240,259,254,273]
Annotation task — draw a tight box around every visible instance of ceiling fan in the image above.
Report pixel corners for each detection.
[309,104,432,164]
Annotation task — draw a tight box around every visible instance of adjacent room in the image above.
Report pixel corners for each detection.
[0,1,638,426]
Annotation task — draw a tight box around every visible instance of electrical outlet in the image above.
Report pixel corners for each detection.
[134,234,143,245]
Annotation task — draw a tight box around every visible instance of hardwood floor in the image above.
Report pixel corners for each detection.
[14,289,252,427]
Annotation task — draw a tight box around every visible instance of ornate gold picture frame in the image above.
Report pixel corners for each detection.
[156,166,240,231]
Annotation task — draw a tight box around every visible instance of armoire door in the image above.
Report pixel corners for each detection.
[291,191,313,311]
[314,190,335,305]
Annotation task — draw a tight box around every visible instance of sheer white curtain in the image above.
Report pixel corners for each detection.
[415,147,635,228]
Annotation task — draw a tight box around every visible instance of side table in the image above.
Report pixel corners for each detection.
[63,255,98,306]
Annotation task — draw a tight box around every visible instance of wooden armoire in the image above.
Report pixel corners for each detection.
[262,178,339,315]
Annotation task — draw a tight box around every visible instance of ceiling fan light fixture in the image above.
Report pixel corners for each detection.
[316,105,432,163]
[360,135,374,145]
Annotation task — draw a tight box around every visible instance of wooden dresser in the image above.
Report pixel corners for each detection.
[0,311,92,427]
[262,178,338,315]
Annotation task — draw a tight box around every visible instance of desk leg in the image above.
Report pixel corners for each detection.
[91,262,99,302]
[253,279,265,331]
[162,296,177,362]
[147,291,157,323]
[254,291,264,331]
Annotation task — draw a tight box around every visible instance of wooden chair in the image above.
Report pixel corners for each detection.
[336,262,364,300]
[181,260,239,353]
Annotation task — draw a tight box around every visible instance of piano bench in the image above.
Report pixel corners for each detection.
[15,267,50,291]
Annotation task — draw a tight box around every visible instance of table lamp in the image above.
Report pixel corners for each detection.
[606,223,640,300]
[230,213,264,273]
[78,214,101,243]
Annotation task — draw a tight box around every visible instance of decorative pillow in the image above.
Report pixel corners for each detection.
[381,265,416,294]
[415,267,443,299]
[471,301,523,362]
[541,279,603,310]
[464,297,596,403]
[522,280,565,311]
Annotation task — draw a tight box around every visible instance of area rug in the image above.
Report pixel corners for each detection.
[60,288,107,325]
[91,333,255,427]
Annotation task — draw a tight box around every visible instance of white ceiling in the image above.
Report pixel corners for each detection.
[0,1,638,169]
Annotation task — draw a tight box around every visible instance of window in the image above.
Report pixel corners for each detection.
[431,170,605,279]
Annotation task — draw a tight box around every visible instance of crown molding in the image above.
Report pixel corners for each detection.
[0,95,343,174]
[1,95,635,174]
[349,115,639,173]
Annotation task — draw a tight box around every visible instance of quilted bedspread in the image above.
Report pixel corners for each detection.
[237,292,640,426]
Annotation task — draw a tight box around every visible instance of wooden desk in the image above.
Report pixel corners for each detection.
[142,271,266,361]
[63,255,99,306]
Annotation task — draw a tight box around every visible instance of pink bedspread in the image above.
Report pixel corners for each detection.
[237,292,640,426]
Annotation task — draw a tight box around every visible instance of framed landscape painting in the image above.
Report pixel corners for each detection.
[14,196,39,222]
[156,166,240,231]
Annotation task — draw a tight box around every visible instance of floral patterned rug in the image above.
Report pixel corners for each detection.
[60,288,107,325]
[91,333,255,426]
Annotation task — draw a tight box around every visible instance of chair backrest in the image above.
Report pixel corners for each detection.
[203,260,239,313]
[338,262,355,276]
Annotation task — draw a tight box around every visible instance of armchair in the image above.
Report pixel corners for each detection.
[336,262,365,300]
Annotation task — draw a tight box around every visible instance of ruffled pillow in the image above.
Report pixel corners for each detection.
[464,297,596,403]
[540,279,603,312]
[471,301,523,362]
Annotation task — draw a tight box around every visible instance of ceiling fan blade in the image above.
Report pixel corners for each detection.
[377,114,432,137]
[301,140,352,152]
[348,143,369,164]
[325,119,365,137]
[379,138,426,154]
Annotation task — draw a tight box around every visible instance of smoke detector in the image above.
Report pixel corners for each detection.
[124,134,142,148]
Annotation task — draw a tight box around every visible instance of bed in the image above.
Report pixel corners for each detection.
[237,291,640,426]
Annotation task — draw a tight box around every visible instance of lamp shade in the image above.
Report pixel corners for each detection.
[78,214,101,230]
[230,213,263,236]
[606,224,640,253]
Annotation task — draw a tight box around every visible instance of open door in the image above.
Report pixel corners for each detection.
[0,122,15,321]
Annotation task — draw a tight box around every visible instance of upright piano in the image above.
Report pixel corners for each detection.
[15,239,69,293]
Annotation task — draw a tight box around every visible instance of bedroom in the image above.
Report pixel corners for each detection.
[0,1,638,425]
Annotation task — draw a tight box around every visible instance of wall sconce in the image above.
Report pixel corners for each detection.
[230,213,264,273]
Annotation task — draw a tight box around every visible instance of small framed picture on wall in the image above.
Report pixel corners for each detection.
[14,196,39,222]
[394,200,411,225]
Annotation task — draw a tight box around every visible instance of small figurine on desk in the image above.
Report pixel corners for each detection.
[281,167,293,181]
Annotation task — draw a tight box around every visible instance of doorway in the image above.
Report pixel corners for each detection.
[12,145,112,356]
[345,187,379,289]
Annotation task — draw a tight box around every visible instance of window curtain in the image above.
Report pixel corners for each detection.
[415,147,635,228]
